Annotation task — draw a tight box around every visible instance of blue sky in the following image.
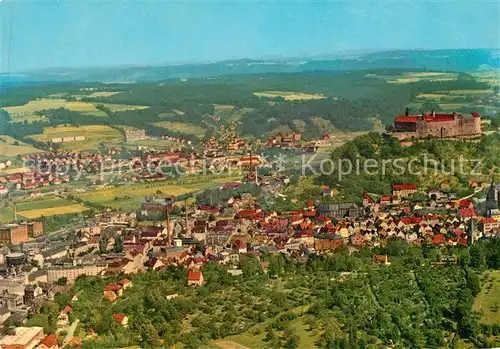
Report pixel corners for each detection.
[1,0,499,72]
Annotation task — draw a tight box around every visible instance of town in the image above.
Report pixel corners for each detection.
[0,106,499,347]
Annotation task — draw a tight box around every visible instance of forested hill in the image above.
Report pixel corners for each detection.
[3,49,498,83]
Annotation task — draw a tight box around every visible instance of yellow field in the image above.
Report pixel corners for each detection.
[3,98,107,121]
[447,89,494,95]
[86,91,122,98]
[19,204,89,218]
[439,103,470,110]
[0,136,41,158]
[172,109,185,115]
[254,91,325,101]
[152,121,206,137]
[0,167,30,175]
[95,103,149,112]
[214,104,235,111]
[382,72,458,84]
[416,93,449,99]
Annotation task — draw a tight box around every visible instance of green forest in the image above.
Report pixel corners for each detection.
[1,70,497,148]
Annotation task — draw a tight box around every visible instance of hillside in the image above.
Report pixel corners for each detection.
[2,49,498,84]
[1,68,498,152]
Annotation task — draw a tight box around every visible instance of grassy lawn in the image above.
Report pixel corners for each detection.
[152,121,206,138]
[0,135,41,158]
[0,208,26,223]
[253,91,325,101]
[473,270,500,325]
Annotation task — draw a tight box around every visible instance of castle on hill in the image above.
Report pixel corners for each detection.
[392,108,481,140]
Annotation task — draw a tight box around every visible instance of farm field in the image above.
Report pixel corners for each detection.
[28,125,123,150]
[152,121,206,138]
[0,196,89,222]
[3,98,108,122]
[0,208,23,223]
[473,270,500,325]
[0,135,41,158]
[0,166,30,175]
[86,91,122,98]
[14,196,89,219]
[228,107,254,122]
[94,103,149,112]
[214,104,235,119]
[253,91,325,101]
[471,71,500,88]
[372,71,458,84]
[75,175,240,210]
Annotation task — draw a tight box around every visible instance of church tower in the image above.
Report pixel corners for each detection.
[485,179,498,218]
[467,218,476,246]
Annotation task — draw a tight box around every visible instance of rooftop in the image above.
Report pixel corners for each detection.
[0,326,44,346]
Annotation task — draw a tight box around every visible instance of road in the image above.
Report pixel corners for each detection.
[64,318,80,345]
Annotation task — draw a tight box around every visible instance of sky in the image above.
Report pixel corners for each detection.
[1,0,499,73]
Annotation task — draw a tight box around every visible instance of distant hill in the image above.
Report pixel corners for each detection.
[2,49,499,84]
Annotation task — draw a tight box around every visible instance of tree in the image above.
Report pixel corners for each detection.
[55,277,68,286]
[470,244,486,269]
[114,236,124,253]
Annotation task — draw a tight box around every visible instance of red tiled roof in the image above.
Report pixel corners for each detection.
[104,284,122,292]
[39,334,58,348]
[401,217,423,225]
[187,270,202,281]
[459,199,473,208]
[393,184,417,190]
[459,208,477,218]
[303,210,316,217]
[117,278,131,285]
[113,313,126,324]
[222,181,241,189]
[395,115,418,123]
[62,305,72,313]
[432,234,445,245]
[481,217,497,224]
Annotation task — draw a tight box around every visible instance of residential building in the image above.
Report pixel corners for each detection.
[0,326,44,349]
[392,184,417,198]
[46,264,108,284]
[187,270,204,286]
[318,203,364,219]
[0,224,29,245]
[125,129,147,141]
